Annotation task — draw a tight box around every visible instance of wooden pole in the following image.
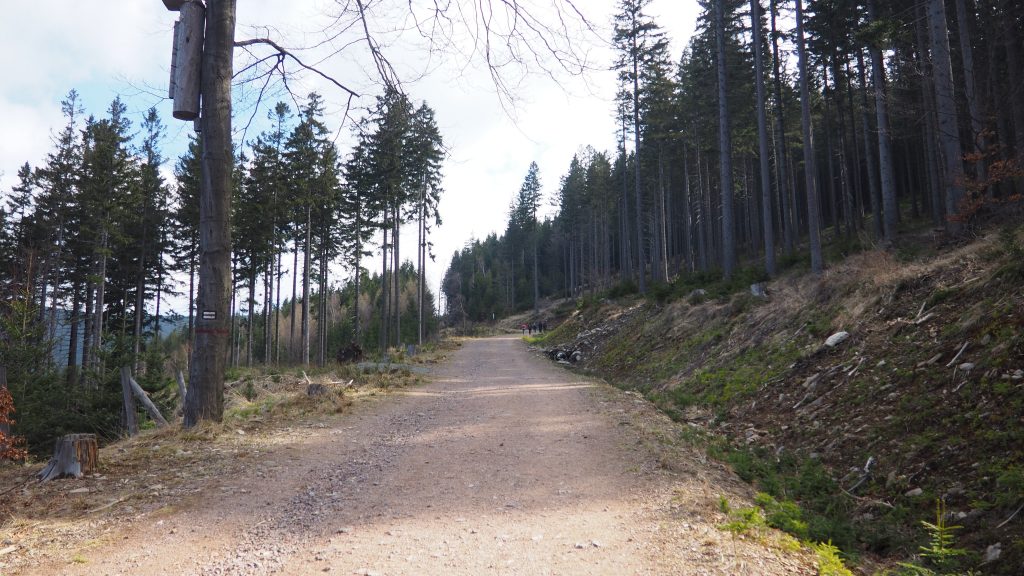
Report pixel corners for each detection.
[176,369,188,409]
[119,367,139,436]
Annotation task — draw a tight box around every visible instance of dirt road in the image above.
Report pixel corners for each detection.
[21,336,813,575]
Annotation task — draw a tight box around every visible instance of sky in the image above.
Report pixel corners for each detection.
[0,0,701,316]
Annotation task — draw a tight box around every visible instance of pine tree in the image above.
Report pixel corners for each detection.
[613,0,669,293]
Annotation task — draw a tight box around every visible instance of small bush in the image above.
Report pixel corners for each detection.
[606,280,638,299]
[814,540,854,576]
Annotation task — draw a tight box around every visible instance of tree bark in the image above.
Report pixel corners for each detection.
[927,0,966,232]
[795,0,823,273]
[867,0,898,243]
[954,0,986,187]
[770,0,795,255]
[185,0,235,427]
[302,205,311,366]
[752,0,776,276]
[715,0,736,279]
[856,50,883,242]
[630,16,646,294]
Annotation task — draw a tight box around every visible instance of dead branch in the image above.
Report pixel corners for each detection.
[996,502,1023,529]
[234,37,362,98]
[945,340,970,367]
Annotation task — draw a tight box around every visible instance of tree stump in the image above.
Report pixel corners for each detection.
[37,434,98,482]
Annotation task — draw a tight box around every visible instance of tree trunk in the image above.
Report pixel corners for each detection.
[770,0,795,255]
[66,283,81,387]
[185,0,235,427]
[856,50,883,242]
[795,0,823,272]
[275,250,282,364]
[695,143,709,271]
[93,228,108,362]
[247,272,255,367]
[264,260,272,365]
[393,202,401,347]
[1002,0,1024,160]
[868,0,899,243]
[715,0,736,279]
[915,4,945,226]
[822,66,840,236]
[927,0,966,232]
[955,0,986,187]
[302,205,311,366]
[289,240,299,361]
[752,0,776,276]
[657,150,669,282]
[353,218,362,343]
[630,21,646,294]
[532,220,539,315]
[81,283,93,386]
[681,144,694,273]
[380,224,389,354]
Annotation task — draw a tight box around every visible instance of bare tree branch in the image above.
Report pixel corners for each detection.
[234,37,362,98]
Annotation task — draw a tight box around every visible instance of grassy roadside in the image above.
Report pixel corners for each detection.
[528,226,1024,575]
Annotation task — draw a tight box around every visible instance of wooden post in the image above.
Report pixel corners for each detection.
[37,434,98,482]
[119,367,139,436]
[176,369,188,408]
[0,367,8,438]
[172,1,205,120]
[127,373,169,427]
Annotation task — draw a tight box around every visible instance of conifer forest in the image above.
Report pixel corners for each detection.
[443,0,1024,322]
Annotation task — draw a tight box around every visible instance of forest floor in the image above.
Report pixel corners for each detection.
[0,336,816,575]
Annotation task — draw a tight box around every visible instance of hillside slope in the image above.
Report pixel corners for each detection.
[535,227,1024,575]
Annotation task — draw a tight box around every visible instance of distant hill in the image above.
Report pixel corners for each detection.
[46,311,188,364]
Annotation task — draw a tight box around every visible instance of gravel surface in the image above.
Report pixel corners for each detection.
[18,336,814,575]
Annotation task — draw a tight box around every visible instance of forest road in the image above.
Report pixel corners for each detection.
[30,336,813,575]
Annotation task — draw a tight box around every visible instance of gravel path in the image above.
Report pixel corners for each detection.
[24,336,813,575]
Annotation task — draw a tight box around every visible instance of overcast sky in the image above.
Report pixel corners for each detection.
[0,1,701,315]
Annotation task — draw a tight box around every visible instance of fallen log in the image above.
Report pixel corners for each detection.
[37,433,98,482]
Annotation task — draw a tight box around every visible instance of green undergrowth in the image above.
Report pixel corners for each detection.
[712,443,859,551]
[719,490,854,575]
[650,266,769,304]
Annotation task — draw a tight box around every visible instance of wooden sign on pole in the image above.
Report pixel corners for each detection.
[172,1,205,120]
